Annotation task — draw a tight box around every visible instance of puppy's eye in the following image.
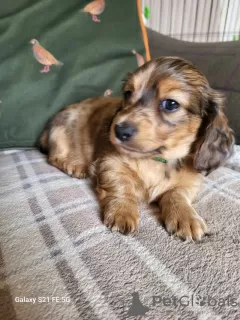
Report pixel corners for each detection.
[160,99,179,112]
[124,90,132,100]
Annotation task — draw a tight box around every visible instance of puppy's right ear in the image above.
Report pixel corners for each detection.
[194,90,235,175]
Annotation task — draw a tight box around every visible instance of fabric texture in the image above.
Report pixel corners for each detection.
[147,28,240,144]
[0,148,240,320]
[0,0,147,149]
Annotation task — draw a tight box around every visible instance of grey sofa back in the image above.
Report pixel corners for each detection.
[147,28,240,144]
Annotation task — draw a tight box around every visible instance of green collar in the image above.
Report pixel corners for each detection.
[153,157,167,163]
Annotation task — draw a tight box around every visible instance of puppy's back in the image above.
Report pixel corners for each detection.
[39,97,121,155]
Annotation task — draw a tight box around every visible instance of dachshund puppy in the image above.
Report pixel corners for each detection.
[40,57,234,241]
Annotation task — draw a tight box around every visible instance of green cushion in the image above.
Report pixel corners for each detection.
[0,0,146,148]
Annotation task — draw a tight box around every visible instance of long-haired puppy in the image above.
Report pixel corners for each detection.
[40,57,234,241]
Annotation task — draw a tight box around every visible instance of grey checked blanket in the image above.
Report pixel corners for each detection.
[0,148,240,320]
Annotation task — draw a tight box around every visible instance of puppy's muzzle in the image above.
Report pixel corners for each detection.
[114,122,137,142]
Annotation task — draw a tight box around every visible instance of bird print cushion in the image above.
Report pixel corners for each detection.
[0,0,149,149]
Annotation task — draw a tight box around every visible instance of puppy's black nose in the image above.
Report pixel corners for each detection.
[114,122,137,142]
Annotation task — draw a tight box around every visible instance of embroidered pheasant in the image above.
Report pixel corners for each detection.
[82,0,105,23]
[30,39,63,73]
[103,89,113,97]
[132,49,145,67]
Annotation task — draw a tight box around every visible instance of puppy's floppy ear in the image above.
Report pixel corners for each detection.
[194,89,235,174]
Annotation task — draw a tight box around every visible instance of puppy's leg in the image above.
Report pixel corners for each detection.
[62,156,88,179]
[48,126,88,179]
[95,160,140,234]
[157,188,207,241]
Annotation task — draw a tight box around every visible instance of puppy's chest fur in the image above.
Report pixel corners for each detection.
[94,154,201,204]
[136,159,178,201]
[117,157,195,203]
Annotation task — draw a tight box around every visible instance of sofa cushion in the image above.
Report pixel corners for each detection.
[0,148,240,319]
[0,0,149,149]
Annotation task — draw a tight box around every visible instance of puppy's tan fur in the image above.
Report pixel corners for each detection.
[40,57,234,241]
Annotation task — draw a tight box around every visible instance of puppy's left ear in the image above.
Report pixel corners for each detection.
[194,89,235,174]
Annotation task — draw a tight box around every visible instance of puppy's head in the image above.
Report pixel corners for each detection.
[110,57,234,173]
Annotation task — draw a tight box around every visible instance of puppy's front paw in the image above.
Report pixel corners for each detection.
[103,205,140,234]
[160,209,207,241]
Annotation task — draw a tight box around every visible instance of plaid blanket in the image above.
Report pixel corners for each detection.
[0,148,240,320]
